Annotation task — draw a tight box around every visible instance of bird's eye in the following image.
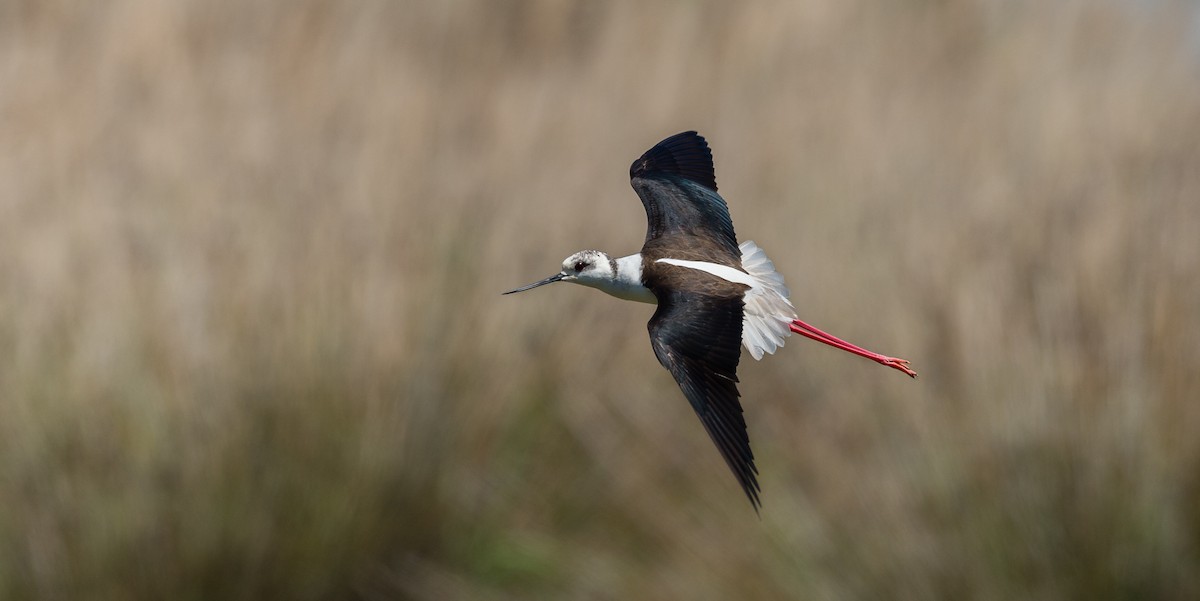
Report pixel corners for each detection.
[574,261,588,272]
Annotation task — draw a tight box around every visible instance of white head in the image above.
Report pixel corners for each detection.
[561,249,618,290]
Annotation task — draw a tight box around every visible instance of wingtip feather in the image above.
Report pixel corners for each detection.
[629,131,718,191]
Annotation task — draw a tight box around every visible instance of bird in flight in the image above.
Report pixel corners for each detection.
[504,131,915,510]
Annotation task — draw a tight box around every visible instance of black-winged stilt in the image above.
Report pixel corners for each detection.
[505,131,915,510]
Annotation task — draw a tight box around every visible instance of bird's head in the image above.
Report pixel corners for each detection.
[503,249,614,295]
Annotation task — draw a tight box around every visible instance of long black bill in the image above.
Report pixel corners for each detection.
[503,273,565,295]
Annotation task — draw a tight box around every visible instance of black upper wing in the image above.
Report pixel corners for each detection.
[630,130,718,191]
[647,286,761,510]
[630,132,741,264]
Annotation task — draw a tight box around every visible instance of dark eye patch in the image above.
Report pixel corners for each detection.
[574,261,588,272]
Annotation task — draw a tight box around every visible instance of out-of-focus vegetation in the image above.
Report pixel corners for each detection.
[2,0,1199,598]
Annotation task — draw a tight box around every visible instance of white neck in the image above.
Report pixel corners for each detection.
[580,253,656,304]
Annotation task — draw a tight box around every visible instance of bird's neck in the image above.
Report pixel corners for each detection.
[584,253,656,304]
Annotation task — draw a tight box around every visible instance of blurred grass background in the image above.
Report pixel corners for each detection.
[2,0,1200,598]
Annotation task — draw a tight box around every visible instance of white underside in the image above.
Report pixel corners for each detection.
[657,240,796,361]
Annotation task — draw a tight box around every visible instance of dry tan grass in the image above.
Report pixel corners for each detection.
[2,0,1200,598]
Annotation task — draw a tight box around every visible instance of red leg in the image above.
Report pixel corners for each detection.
[790,318,917,378]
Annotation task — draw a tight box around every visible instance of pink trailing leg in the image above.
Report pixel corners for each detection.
[790,319,917,378]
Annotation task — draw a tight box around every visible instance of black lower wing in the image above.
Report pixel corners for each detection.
[647,288,760,510]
